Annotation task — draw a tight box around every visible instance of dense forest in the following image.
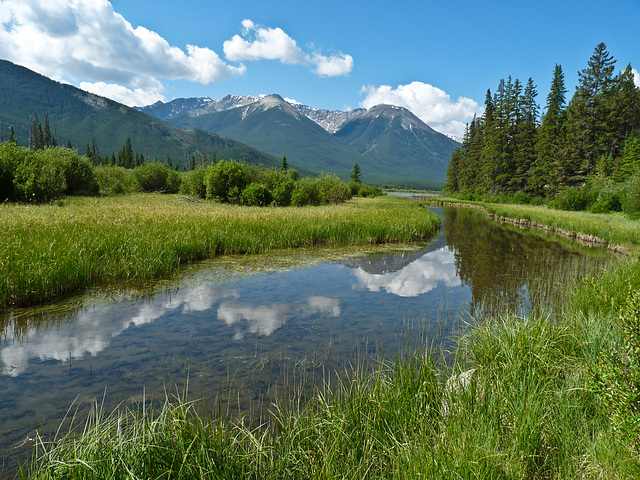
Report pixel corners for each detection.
[445,43,640,215]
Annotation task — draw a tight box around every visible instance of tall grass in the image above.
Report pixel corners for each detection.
[24,260,640,479]
[0,195,440,308]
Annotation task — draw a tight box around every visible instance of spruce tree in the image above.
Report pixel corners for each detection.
[564,43,617,183]
[350,162,361,183]
[532,64,567,196]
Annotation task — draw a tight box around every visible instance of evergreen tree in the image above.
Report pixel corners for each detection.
[350,162,362,183]
[281,155,288,172]
[564,43,617,182]
[532,64,567,196]
[513,78,538,192]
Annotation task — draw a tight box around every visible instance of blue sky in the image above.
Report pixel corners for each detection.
[1,0,639,138]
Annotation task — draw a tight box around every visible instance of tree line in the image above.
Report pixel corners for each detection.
[444,43,640,215]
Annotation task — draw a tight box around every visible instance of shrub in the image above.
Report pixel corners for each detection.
[357,184,383,198]
[179,166,207,198]
[549,185,597,211]
[133,162,169,192]
[317,173,352,204]
[593,286,640,451]
[240,182,273,206]
[0,141,31,201]
[13,150,67,202]
[42,148,99,195]
[623,176,640,220]
[271,177,296,206]
[95,165,136,195]
[204,159,248,202]
[291,177,321,206]
[166,169,182,194]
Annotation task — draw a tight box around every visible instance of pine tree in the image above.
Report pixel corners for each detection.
[513,78,538,192]
[564,43,617,183]
[281,155,288,172]
[532,64,567,196]
[350,162,362,183]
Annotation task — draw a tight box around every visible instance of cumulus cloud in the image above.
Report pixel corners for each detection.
[634,68,640,88]
[0,0,244,106]
[360,81,480,139]
[224,19,305,64]
[312,52,354,77]
[224,19,353,77]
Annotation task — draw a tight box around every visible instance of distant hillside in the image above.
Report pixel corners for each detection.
[334,104,460,186]
[142,95,460,188]
[0,60,278,168]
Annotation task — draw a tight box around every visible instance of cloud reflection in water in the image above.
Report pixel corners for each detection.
[1,283,341,375]
[352,247,460,297]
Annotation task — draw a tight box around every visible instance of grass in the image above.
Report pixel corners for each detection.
[431,196,640,253]
[22,257,640,479]
[0,194,440,308]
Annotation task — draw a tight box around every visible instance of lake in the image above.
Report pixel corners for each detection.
[0,205,614,470]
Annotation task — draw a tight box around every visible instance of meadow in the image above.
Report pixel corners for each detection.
[0,194,440,309]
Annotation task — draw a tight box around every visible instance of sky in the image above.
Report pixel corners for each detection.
[1,0,639,139]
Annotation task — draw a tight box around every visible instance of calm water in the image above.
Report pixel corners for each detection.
[0,206,613,469]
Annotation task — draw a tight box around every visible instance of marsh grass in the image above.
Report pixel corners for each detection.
[0,194,440,308]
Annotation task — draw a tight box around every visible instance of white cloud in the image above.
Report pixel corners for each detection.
[360,81,480,138]
[312,52,354,77]
[224,19,353,77]
[633,68,640,88]
[224,20,305,64]
[0,0,243,105]
[80,77,166,107]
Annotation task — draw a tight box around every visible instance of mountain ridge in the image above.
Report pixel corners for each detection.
[140,95,460,188]
[0,59,279,169]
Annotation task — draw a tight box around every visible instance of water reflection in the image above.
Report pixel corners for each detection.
[353,247,460,297]
[1,285,240,376]
[218,296,340,340]
[0,205,616,473]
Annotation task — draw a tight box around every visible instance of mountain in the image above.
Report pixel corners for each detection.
[333,104,459,185]
[141,95,460,188]
[0,60,278,168]
[154,94,368,180]
[289,103,366,134]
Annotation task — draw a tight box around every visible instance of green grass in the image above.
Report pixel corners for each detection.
[23,258,640,479]
[432,196,640,253]
[0,194,440,308]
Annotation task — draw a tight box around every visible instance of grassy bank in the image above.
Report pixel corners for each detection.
[0,194,440,308]
[432,197,640,253]
[23,258,640,479]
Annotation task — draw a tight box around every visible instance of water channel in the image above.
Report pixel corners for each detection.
[0,205,615,470]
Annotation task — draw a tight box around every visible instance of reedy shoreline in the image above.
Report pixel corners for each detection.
[0,194,440,309]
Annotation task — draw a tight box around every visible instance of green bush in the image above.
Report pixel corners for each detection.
[95,165,136,195]
[13,150,67,202]
[549,185,597,211]
[42,147,99,195]
[204,159,248,202]
[0,141,30,201]
[133,162,169,192]
[593,286,640,451]
[166,169,182,194]
[179,166,207,198]
[271,177,296,206]
[240,182,273,206]
[623,176,640,220]
[317,173,352,204]
[291,177,321,206]
[357,184,383,198]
